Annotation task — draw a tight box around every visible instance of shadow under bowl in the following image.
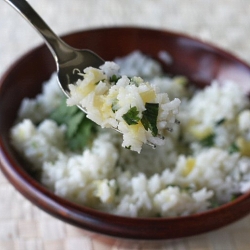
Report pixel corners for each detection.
[1,27,250,240]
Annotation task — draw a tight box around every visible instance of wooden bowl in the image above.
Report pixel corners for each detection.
[1,27,250,240]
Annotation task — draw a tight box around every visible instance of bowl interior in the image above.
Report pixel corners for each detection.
[1,27,250,240]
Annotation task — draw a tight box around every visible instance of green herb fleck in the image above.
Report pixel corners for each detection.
[125,145,131,150]
[115,187,120,196]
[200,133,215,147]
[49,98,97,151]
[215,118,226,126]
[182,186,193,192]
[111,98,120,113]
[228,143,240,154]
[110,75,121,84]
[66,112,85,138]
[122,106,140,125]
[166,184,192,193]
[31,141,38,148]
[95,79,104,85]
[231,194,239,201]
[69,118,97,151]
[129,77,140,87]
[141,103,159,136]
[166,184,178,188]
[210,199,219,208]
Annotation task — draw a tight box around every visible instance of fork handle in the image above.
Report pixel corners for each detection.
[4,0,71,65]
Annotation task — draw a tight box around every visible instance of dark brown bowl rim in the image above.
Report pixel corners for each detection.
[1,26,250,240]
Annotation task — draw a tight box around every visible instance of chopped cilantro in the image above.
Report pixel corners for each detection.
[110,75,121,84]
[122,106,140,125]
[166,184,178,188]
[111,98,120,113]
[228,143,240,154]
[178,134,184,143]
[68,118,97,151]
[66,112,84,138]
[230,194,239,201]
[115,187,120,195]
[129,77,140,87]
[210,199,219,208]
[215,118,226,126]
[166,184,193,193]
[50,99,79,122]
[141,103,159,136]
[94,79,105,85]
[182,186,193,192]
[49,98,97,151]
[200,133,215,147]
[125,145,132,150]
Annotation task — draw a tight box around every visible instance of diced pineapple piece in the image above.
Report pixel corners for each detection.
[236,137,250,156]
[79,68,107,96]
[238,110,250,132]
[140,89,156,103]
[182,157,196,176]
[94,95,104,109]
[94,179,116,203]
[173,76,188,86]
[187,120,213,140]
[129,122,146,136]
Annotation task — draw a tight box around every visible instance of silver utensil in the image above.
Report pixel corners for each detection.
[4,0,104,96]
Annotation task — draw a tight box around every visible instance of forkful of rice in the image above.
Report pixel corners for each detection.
[67,62,181,153]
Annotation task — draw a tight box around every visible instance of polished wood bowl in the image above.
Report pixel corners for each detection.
[1,27,250,240]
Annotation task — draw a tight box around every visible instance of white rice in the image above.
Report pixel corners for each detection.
[10,51,250,218]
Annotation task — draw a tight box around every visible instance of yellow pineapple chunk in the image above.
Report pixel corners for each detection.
[237,137,250,156]
[182,157,196,176]
[140,89,156,103]
[187,119,213,140]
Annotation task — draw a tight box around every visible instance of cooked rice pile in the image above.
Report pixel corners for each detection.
[10,51,250,218]
[67,62,180,153]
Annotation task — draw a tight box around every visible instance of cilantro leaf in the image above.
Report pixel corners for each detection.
[67,118,97,151]
[210,199,219,208]
[49,98,97,151]
[231,194,239,201]
[199,133,215,147]
[50,99,78,123]
[228,143,240,154]
[141,103,159,136]
[122,106,140,125]
[110,75,121,84]
[215,118,226,126]
[66,112,85,138]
